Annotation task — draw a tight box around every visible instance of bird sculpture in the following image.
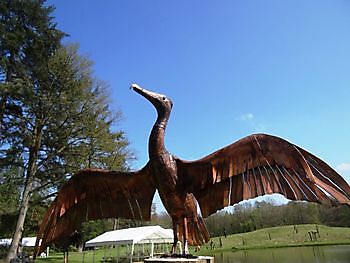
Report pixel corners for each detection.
[35,84,350,256]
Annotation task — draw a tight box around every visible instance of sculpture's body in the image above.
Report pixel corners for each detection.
[35,84,350,256]
[137,86,210,251]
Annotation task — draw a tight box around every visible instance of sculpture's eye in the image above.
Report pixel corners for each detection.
[162,96,166,101]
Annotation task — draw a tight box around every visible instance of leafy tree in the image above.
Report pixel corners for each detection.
[0,2,64,260]
[0,166,22,215]
[0,2,131,261]
[0,166,22,238]
[0,0,65,122]
[319,203,350,227]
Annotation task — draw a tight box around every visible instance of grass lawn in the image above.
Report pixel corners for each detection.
[36,250,134,263]
[197,224,350,255]
[27,224,350,262]
[35,243,171,263]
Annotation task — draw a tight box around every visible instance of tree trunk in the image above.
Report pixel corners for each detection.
[5,121,42,263]
[0,92,8,130]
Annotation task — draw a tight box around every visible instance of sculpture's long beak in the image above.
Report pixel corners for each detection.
[130,83,161,102]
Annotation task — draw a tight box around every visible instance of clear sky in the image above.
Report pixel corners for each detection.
[49,0,350,211]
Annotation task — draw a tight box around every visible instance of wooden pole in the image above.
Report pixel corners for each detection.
[183,217,188,254]
[64,250,69,263]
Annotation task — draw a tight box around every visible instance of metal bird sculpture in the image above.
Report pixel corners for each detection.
[35,84,350,256]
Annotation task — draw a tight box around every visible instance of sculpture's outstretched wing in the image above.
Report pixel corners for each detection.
[34,163,155,256]
[176,134,350,217]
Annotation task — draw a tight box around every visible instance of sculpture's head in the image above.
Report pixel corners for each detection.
[131,84,173,114]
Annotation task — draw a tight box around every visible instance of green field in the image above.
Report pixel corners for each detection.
[24,224,350,262]
[197,224,350,255]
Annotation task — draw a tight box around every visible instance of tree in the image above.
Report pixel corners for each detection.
[0,166,21,216]
[0,0,65,122]
[1,1,64,260]
[0,2,131,261]
[0,166,22,238]
[4,45,130,260]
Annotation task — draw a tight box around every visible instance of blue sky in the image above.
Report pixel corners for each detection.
[49,0,350,211]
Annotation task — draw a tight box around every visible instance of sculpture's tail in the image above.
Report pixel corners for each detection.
[178,216,210,246]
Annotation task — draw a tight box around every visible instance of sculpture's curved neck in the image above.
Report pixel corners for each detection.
[149,110,170,158]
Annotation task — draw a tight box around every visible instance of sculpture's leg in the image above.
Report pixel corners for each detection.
[182,217,189,255]
[171,222,178,254]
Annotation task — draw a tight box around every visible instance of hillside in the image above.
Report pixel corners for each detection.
[197,224,350,255]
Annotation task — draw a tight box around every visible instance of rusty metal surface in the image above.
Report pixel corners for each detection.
[34,164,155,255]
[176,134,350,217]
[35,84,350,256]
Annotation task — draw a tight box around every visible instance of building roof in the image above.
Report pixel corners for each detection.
[85,225,173,247]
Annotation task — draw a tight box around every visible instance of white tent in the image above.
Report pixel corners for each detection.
[0,238,11,246]
[0,237,37,247]
[85,225,174,257]
[0,237,49,257]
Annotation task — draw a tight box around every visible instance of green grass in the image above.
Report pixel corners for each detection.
[196,224,350,255]
[30,224,350,262]
[36,250,132,263]
[35,243,170,263]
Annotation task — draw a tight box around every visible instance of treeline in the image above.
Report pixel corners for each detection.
[149,200,350,239]
[204,200,350,237]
